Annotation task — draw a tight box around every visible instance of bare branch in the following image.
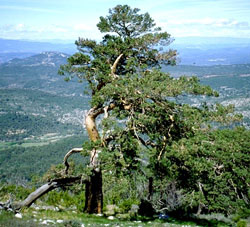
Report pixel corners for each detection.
[111,54,123,78]
[0,176,86,212]
[63,148,83,175]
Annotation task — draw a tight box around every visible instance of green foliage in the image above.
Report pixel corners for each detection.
[0,184,33,202]
[97,5,160,37]
[0,136,85,183]
[153,127,250,216]
[45,187,85,212]
[0,89,87,142]
[237,220,247,227]
[119,199,139,213]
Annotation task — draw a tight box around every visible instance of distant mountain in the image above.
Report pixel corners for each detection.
[169,37,250,65]
[173,37,250,46]
[0,51,85,96]
[1,37,250,65]
[0,51,89,145]
[0,38,76,53]
[0,38,76,63]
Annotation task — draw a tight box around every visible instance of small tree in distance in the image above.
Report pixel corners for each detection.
[59,4,240,214]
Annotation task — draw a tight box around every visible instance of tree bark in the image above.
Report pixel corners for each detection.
[84,108,103,213]
[84,170,103,213]
[83,55,123,214]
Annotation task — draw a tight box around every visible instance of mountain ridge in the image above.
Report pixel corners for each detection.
[1,37,250,65]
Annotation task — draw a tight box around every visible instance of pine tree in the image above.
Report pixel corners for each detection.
[59,5,239,214]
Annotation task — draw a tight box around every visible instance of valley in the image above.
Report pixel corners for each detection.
[0,50,249,183]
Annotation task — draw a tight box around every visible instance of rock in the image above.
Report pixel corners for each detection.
[41,220,47,224]
[129,204,139,215]
[105,205,119,216]
[116,213,130,219]
[41,219,55,225]
[107,216,115,220]
[15,213,22,218]
[57,220,64,223]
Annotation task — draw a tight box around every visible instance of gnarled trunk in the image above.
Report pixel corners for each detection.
[84,108,103,213]
[84,170,103,213]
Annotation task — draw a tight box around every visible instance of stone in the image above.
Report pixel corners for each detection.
[107,216,115,220]
[41,219,55,225]
[116,213,130,219]
[15,213,22,218]
[129,204,139,213]
[105,204,119,216]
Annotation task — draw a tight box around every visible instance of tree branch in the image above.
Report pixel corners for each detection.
[0,176,86,212]
[111,54,123,78]
[63,148,83,175]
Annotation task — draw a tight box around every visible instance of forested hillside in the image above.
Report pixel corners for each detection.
[0,52,250,183]
[164,64,250,128]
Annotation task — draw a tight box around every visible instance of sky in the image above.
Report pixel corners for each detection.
[0,0,250,42]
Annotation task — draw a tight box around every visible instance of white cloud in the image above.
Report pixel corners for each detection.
[0,23,101,40]
[163,18,249,29]
[156,17,250,37]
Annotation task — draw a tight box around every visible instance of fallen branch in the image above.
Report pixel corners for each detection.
[0,176,86,212]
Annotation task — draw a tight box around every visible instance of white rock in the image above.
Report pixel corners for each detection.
[15,213,22,219]
[41,220,55,225]
[107,216,115,220]
[57,220,64,223]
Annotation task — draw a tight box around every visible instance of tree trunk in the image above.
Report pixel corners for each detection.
[84,108,103,214]
[84,170,103,213]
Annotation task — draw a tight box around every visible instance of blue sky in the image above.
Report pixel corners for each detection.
[0,0,250,41]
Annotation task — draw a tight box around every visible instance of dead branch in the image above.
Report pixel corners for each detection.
[111,54,123,78]
[63,148,83,175]
[0,176,86,212]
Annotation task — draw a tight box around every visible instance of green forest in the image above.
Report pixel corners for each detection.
[0,4,249,227]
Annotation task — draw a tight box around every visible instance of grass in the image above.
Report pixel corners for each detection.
[0,207,236,227]
[0,133,75,150]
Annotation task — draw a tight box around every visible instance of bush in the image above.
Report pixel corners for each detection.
[0,184,33,201]
[44,187,85,211]
[119,198,139,213]
[237,220,247,227]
